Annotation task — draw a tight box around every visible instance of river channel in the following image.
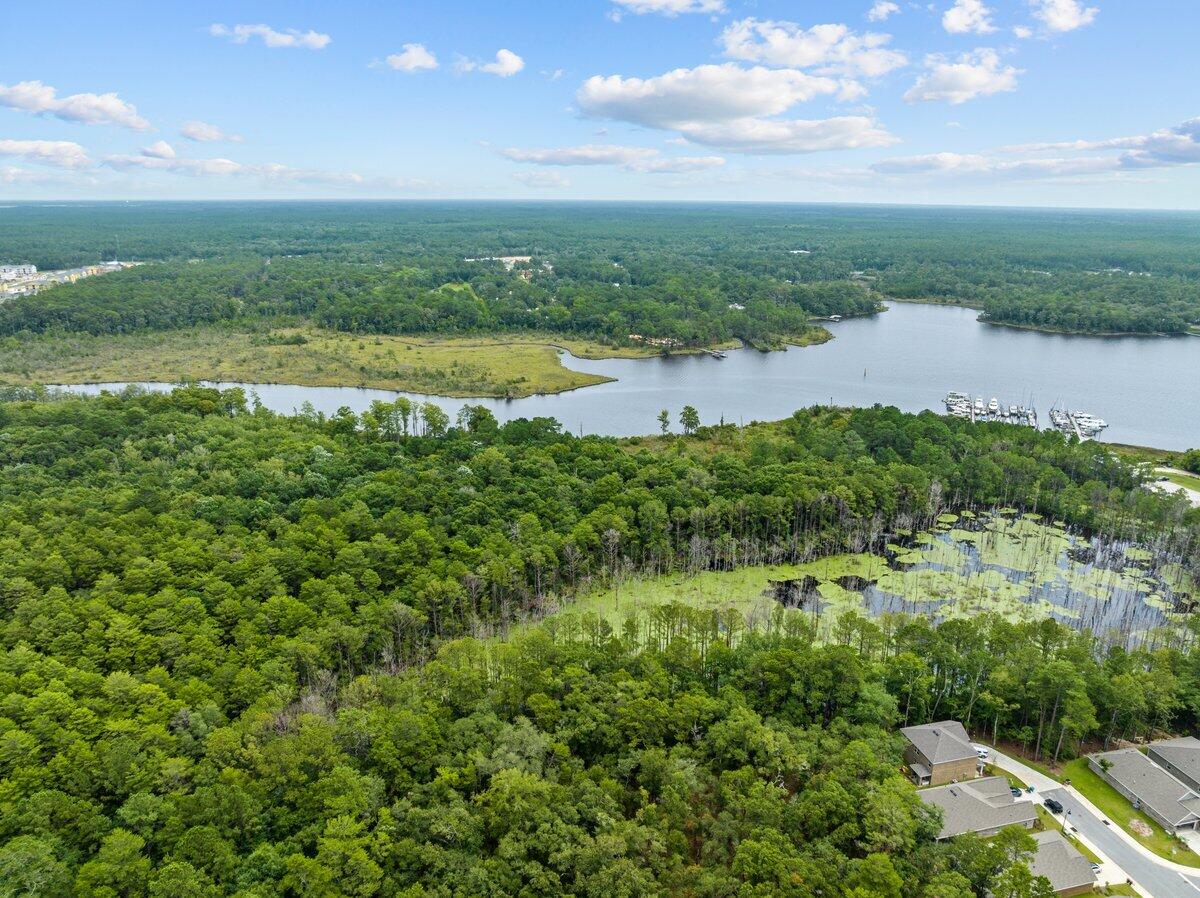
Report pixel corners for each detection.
[56,302,1200,449]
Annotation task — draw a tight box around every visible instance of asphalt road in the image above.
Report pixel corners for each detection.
[1044,788,1200,898]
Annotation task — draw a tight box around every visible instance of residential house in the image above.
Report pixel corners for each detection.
[1147,736,1200,792]
[1028,831,1097,897]
[918,775,1038,839]
[1089,748,1200,831]
[901,720,980,786]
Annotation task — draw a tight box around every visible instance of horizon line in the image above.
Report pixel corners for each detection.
[5,198,1200,214]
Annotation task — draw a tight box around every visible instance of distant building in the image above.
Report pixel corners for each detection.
[1028,831,1097,897]
[462,255,533,271]
[0,264,36,281]
[918,775,1037,839]
[1147,736,1200,792]
[1089,748,1200,831]
[901,720,981,786]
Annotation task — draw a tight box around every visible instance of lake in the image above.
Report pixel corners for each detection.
[56,302,1200,449]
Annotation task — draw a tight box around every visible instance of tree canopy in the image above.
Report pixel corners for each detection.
[0,386,1196,894]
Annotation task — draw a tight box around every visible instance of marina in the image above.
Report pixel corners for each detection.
[943,392,1038,428]
[943,391,1109,440]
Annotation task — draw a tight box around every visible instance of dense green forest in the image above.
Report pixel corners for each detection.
[0,387,1197,895]
[1,203,1198,339]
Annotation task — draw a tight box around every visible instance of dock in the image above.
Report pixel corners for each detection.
[943,392,1038,429]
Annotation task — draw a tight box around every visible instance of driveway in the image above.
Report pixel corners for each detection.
[1044,787,1200,898]
[986,747,1200,897]
[1150,468,1200,507]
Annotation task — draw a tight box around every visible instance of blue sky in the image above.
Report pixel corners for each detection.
[2,0,1198,207]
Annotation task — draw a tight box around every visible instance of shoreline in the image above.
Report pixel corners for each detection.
[884,296,1188,338]
[11,325,836,401]
[36,381,1193,458]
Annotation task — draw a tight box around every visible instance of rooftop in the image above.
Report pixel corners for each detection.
[902,720,978,765]
[919,775,1037,839]
[1148,736,1200,783]
[1029,831,1096,894]
[1091,748,1200,827]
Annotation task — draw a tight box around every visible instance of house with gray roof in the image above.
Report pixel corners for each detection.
[919,775,1038,839]
[1028,831,1097,897]
[1089,748,1200,831]
[1147,736,1200,792]
[901,720,981,785]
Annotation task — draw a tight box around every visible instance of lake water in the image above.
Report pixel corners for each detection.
[55,302,1200,449]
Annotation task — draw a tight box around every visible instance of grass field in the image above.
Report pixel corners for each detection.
[1160,469,1200,492]
[1108,443,1179,466]
[0,327,624,399]
[0,324,806,399]
[1059,757,1200,867]
[550,567,787,629]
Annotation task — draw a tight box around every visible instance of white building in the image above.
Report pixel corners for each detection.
[0,264,37,281]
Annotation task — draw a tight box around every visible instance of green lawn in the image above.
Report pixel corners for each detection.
[1060,758,1200,868]
[1160,470,1200,492]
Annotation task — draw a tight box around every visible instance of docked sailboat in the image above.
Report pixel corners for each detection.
[942,391,1045,432]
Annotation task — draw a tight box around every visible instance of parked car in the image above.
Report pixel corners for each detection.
[1010,787,1022,797]
[1090,863,1102,875]
[1044,798,1064,813]
[973,744,990,760]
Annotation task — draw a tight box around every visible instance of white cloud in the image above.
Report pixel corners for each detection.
[2,166,55,184]
[867,2,900,22]
[106,153,244,177]
[1119,119,1200,167]
[209,24,331,50]
[386,44,439,72]
[1006,119,1200,169]
[610,0,725,16]
[0,139,91,169]
[512,171,571,188]
[1013,25,1034,38]
[577,63,894,154]
[180,120,243,143]
[871,118,1200,183]
[999,136,1143,153]
[636,155,726,173]
[141,140,176,159]
[458,49,525,78]
[504,145,657,166]
[1031,0,1098,33]
[0,80,151,131]
[903,49,1020,104]
[942,0,996,34]
[719,18,907,78]
[502,144,725,173]
[675,116,897,154]
[103,150,424,189]
[872,152,1116,179]
[579,64,841,127]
